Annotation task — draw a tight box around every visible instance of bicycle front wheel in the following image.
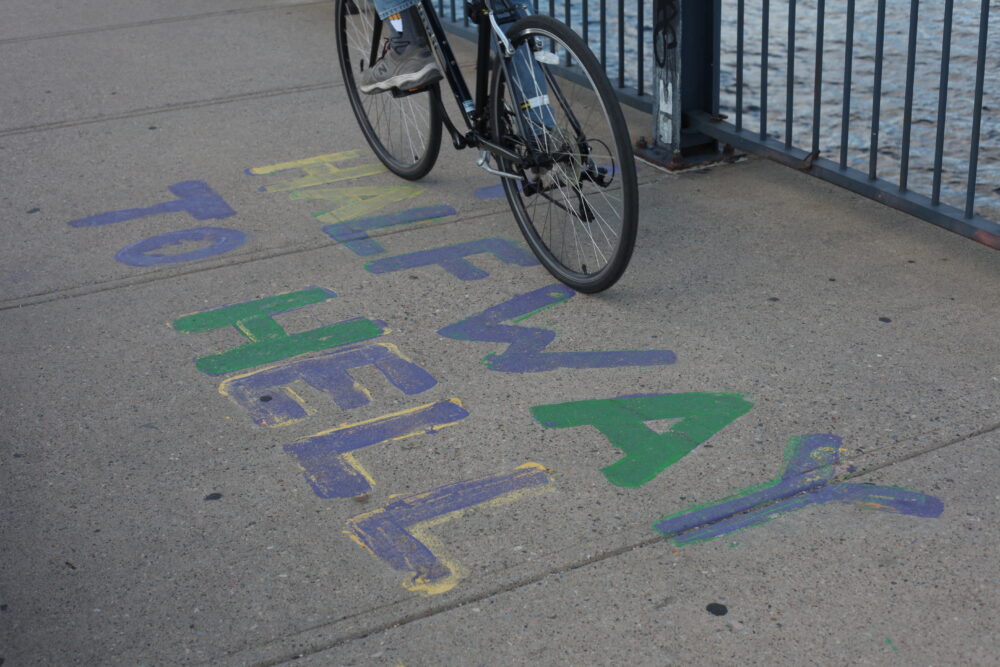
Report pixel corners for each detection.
[491,15,638,293]
[335,0,442,180]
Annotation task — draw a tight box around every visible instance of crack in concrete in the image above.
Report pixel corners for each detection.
[840,420,1000,480]
[231,535,667,666]
[0,176,660,311]
[223,422,997,666]
[0,204,506,311]
[0,81,340,138]
[0,1,332,46]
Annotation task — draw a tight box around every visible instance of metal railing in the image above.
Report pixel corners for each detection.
[435,0,654,111]
[663,0,1000,247]
[437,1,1000,248]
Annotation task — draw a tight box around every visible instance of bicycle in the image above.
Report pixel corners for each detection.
[335,0,638,292]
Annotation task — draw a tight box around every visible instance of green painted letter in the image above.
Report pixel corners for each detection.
[172,288,383,375]
[531,393,753,488]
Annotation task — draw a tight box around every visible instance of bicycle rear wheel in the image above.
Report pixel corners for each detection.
[335,0,442,180]
[491,15,638,293]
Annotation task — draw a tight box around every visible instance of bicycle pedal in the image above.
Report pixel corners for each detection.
[390,86,426,98]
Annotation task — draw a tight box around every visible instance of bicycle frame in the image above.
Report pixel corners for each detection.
[395,0,582,174]
[345,0,637,292]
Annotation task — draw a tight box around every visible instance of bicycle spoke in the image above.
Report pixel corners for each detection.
[336,0,441,180]
[491,15,637,292]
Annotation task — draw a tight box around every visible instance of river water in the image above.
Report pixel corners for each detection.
[566,0,999,224]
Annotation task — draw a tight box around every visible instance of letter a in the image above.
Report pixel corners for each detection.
[532,393,754,488]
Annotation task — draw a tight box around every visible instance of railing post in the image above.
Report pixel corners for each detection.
[645,0,682,165]
[643,0,719,168]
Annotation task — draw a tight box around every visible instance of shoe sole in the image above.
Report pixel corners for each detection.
[359,64,442,94]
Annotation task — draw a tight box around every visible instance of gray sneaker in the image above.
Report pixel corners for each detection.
[359,44,442,94]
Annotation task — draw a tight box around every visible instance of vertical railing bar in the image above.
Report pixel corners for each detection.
[785,0,796,149]
[637,0,644,95]
[869,0,886,180]
[565,1,572,67]
[713,0,722,114]
[899,0,920,192]
[965,0,989,218]
[761,0,770,140]
[618,0,625,88]
[839,0,855,169]
[811,0,825,155]
[583,0,589,52]
[736,0,744,131]
[932,0,954,205]
[600,0,607,66]
[550,0,556,54]
[449,0,455,23]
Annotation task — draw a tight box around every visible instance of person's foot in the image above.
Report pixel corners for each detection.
[359,44,442,94]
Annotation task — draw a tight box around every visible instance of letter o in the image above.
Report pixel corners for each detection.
[115,227,247,266]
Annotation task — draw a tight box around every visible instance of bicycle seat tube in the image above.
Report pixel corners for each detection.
[415,0,476,125]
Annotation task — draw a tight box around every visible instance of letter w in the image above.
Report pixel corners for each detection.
[437,284,676,373]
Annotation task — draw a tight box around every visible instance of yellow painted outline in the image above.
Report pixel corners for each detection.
[288,399,467,494]
[295,185,423,224]
[295,397,466,441]
[218,365,319,428]
[249,149,367,175]
[216,341,415,429]
[345,462,555,596]
[249,150,387,192]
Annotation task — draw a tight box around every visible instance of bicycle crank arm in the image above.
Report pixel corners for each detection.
[471,135,524,166]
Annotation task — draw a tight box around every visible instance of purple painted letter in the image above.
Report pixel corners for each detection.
[284,400,469,497]
[365,238,539,280]
[654,434,944,545]
[346,463,552,594]
[219,343,437,427]
[68,180,236,227]
[438,284,676,372]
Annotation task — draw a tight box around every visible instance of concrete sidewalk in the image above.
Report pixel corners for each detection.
[1,1,998,665]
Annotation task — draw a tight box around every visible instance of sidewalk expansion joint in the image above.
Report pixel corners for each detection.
[224,421,998,665]
[840,420,1000,480]
[0,82,340,138]
[228,535,667,666]
[0,206,504,311]
[0,0,332,46]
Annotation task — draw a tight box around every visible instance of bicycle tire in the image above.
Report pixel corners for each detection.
[490,15,638,293]
[335,0,443,180]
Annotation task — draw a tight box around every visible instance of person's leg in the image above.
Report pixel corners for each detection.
[360,2,442,94]
[493,0,556,136]
[371,0,418,20]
